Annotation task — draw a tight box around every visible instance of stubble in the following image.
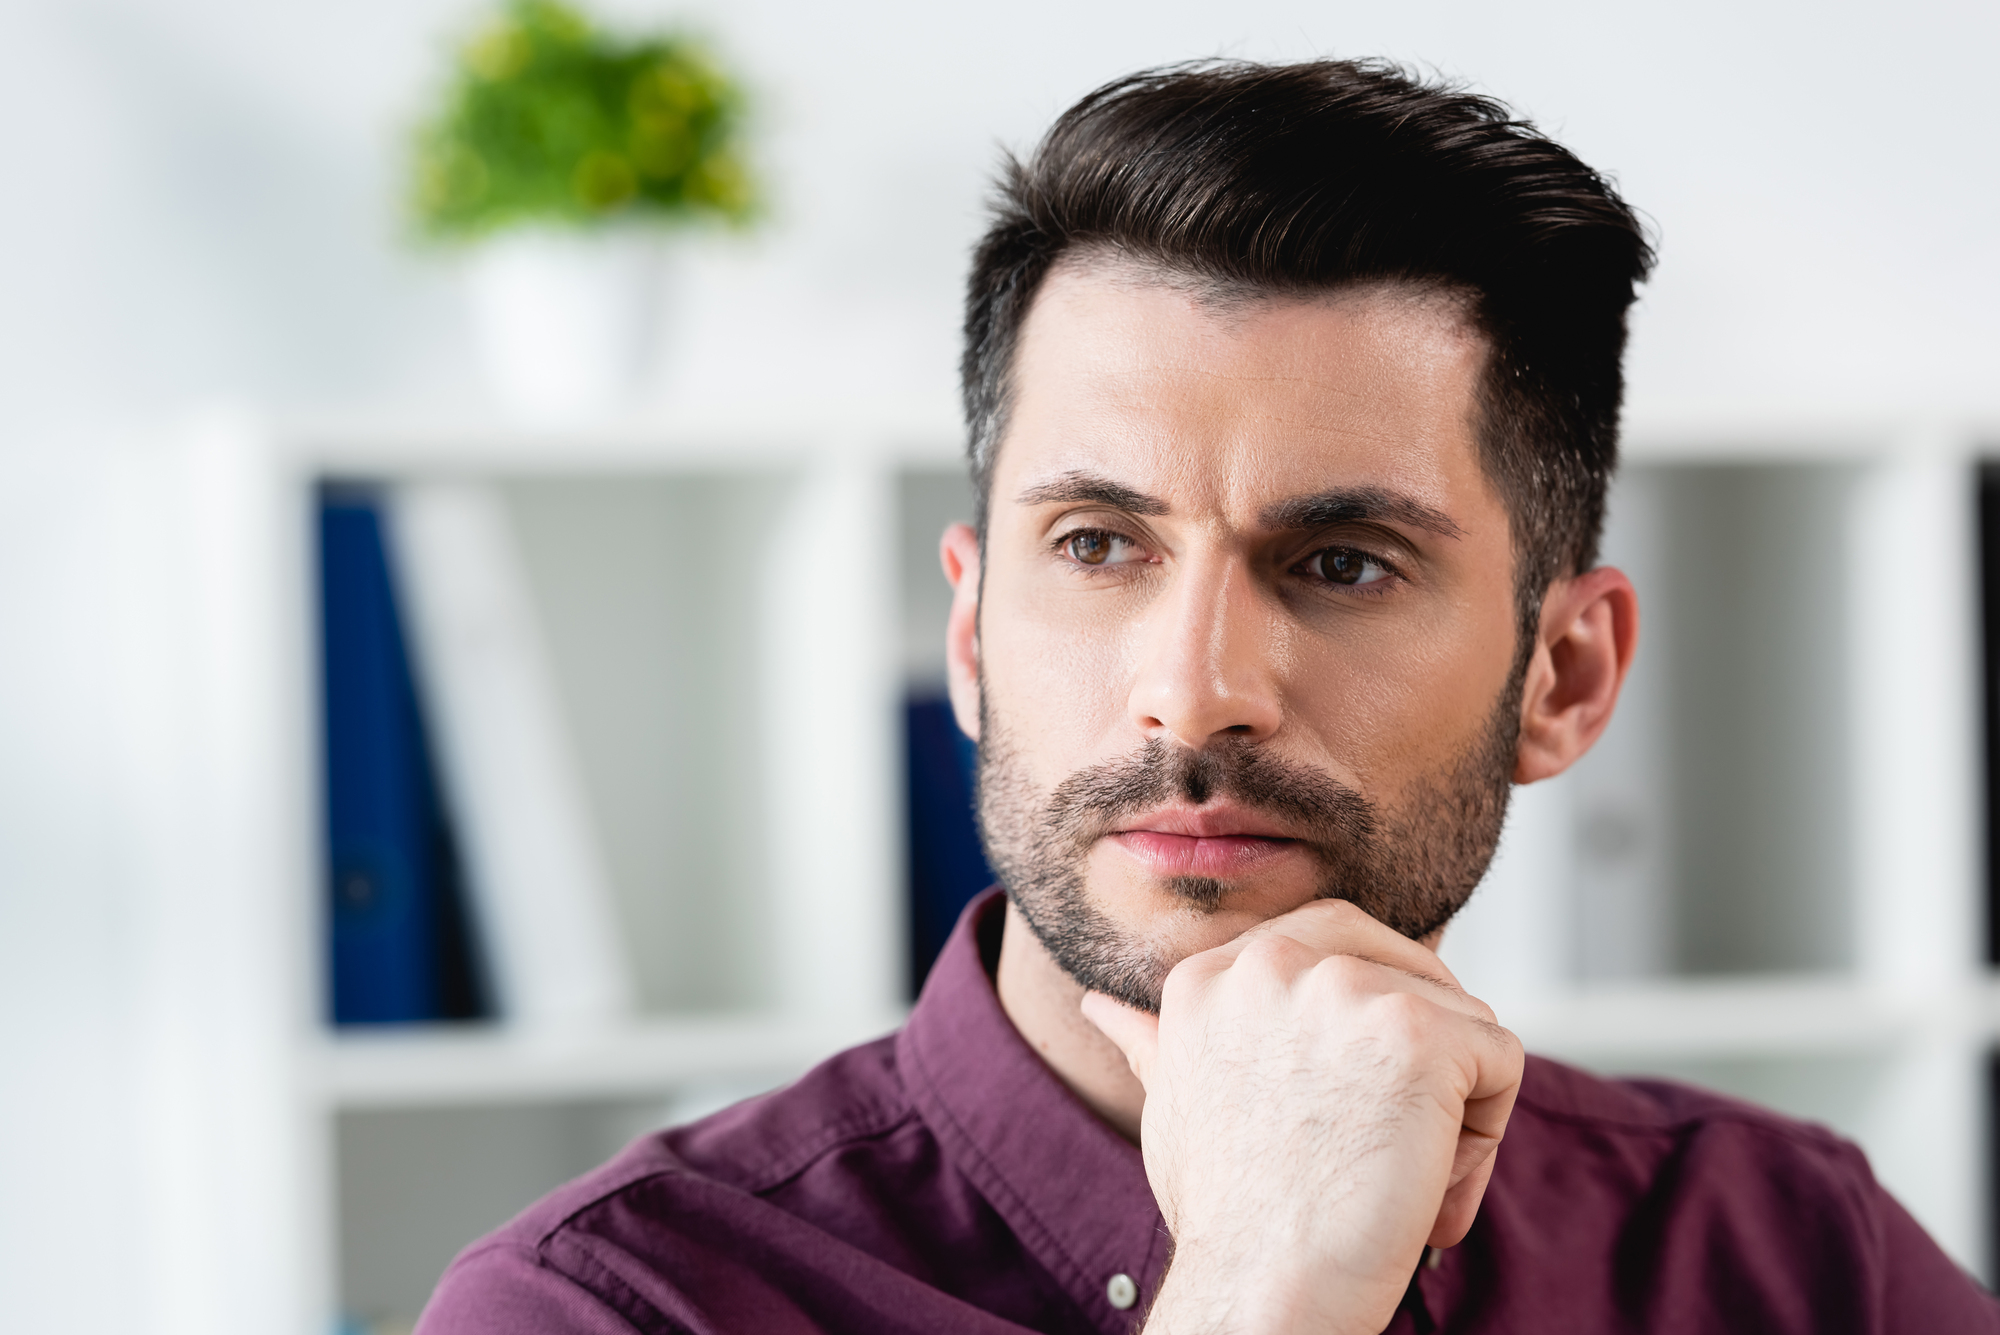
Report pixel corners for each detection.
[974,682,1520,1014]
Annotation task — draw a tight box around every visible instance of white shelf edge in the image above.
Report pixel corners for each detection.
[306,977,2000,1112]
[311,1010,906,1110]
[256,404,1998,475]
[268,402,966,474]
[1505,974,1987,1063]
[1619,410,1997,461]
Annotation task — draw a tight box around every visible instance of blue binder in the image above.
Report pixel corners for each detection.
[904,694,995,994]
[319,486,484,1024]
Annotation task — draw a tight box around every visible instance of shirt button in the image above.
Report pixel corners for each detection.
[1106,1273,1138,1310]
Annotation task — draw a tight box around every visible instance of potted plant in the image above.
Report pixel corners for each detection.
[412,0,758,417]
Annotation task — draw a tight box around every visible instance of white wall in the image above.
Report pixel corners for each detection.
[0,0,1992,434]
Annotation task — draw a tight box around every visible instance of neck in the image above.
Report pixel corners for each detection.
[994,900,1147,1143]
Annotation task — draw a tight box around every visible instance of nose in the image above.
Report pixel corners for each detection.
[1126,550,1283,749]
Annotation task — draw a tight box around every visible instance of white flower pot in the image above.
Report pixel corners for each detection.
[466,229,663,420]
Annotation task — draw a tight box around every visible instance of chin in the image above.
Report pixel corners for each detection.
[1097,863,1316,941]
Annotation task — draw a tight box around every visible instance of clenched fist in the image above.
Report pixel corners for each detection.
[1082,899,1523,1335]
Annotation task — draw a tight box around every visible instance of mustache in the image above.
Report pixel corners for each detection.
[1035,735,1377,856]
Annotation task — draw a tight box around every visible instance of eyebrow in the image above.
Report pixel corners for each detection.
[1013,471,1170,515]
[1260,487,1464,540]
[1015,470,1464,541]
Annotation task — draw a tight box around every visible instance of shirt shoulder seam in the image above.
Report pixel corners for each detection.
[444,1236,675,1334]
[518,1100,924,1250]
[740,1102,927,1196]
[538,1230,688,1335]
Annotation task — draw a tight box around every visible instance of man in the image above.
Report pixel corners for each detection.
[419,60,1997,1333]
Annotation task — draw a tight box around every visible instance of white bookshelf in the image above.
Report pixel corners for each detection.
[105,408,1998,1335]
[1450,421,1996,1284]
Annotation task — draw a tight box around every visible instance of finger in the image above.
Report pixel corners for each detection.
[1255,899,1464,986]
[1457,1027,1525,1115]
[1427,1032,1522,1253]
[1429,1079,1522,1248]
[1213,899,1476,1003]
[1429,1147,1501,1249]
[1445,1118,1504,1190]
[1270,947,1512,1045]
[1079,991,1161,1084]
[1206,901,1438,979]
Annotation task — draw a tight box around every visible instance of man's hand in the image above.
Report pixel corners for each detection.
[1081,899,1523,1335]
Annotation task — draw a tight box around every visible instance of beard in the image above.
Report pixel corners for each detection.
[974,680,1520,1015]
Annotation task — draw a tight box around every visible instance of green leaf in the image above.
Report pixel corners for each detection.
[408,0,760,240]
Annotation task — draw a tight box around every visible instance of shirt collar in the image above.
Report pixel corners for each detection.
[898,889,1168,1329]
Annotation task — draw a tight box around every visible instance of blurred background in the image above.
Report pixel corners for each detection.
[2,2,1997,1333]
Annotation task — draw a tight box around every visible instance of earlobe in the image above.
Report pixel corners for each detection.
[1513,567,1639,783]
[940,523,984,742]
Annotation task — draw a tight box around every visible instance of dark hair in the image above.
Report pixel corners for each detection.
[962,59,1654,636]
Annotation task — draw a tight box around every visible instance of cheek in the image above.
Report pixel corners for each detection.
[1284,594,1516,786]
[979,574,1139,764]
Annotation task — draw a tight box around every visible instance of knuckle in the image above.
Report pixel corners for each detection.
[1370,987,1433,1035]
[1458,992,1499,1026]
[1307,951,1376,998]
[1160,955,1216,1002]
[1167,948,1222,982]
[1356,992,1450,1071]
[1235,931,1312,976]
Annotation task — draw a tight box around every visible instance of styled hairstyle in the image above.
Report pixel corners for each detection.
[962,59,1654,636]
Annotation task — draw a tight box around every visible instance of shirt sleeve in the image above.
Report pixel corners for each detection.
[1874,1187,2000,1332]
[415,1241,652,1335]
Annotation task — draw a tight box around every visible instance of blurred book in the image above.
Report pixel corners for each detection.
[904,693,993,994]
[318,485,487,1024]
[387,480,635,1029]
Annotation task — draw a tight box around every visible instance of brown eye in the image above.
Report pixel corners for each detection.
[1313,547,1388,586]
[1066,531,1114,565]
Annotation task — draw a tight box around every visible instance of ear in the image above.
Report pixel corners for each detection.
[940,523,983,742]
[1514,566,1639,783]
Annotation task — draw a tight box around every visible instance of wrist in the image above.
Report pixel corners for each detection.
[1141,1250,1387,1335]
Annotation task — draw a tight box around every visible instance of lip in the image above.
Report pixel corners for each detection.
[1106,804,1305,879]
[1112,803,1299,841]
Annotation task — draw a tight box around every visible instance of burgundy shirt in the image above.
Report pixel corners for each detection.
[419,891,1998,1333]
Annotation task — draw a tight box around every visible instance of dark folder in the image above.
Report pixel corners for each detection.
[319,485,484,1024]
[905,693,994,995]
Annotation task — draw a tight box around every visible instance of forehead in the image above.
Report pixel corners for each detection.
[999,261,1493,518]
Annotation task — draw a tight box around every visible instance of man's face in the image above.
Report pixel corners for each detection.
[961,261,1525,1013]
